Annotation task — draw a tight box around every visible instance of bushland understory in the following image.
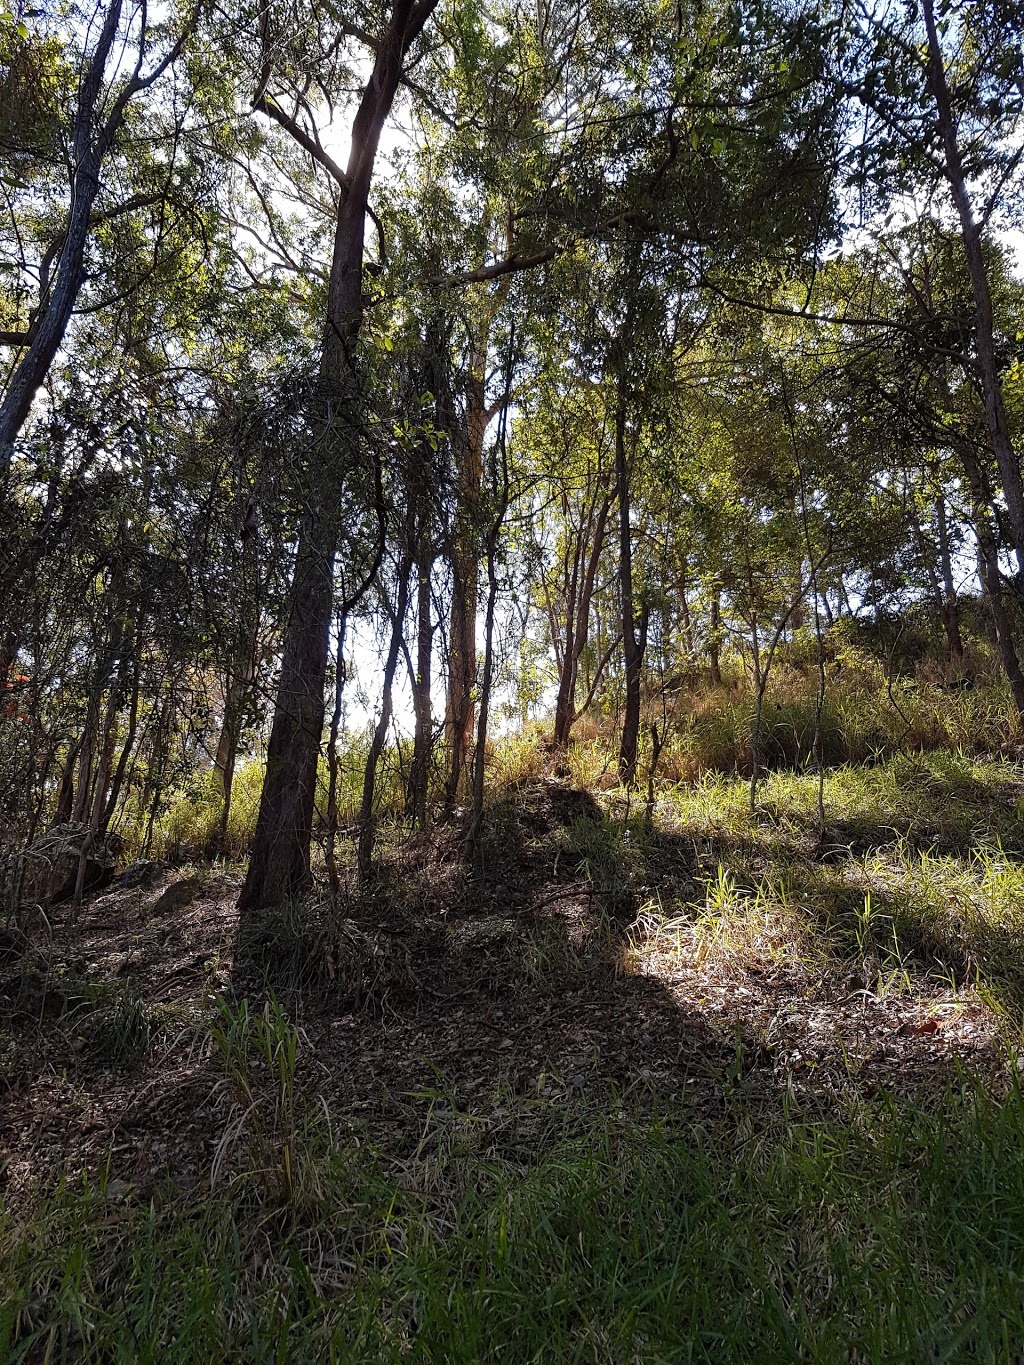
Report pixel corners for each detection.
[4,695,1024,1361]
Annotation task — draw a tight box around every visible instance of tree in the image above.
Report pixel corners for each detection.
[0,0,196,462]
[239,0,439,913]
[842,0,1024,566]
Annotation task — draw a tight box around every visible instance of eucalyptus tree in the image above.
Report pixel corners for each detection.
[0,0,201,462]
[523,368,618,750]
[238,0,440,913]
[840,0,1024,568]
[816,222,1024,698]
[239,0,851,897]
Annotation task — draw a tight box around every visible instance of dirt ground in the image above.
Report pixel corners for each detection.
[0,780,1006,1198]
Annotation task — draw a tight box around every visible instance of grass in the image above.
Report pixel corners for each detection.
[5,1072,1024,1362]
[5,676,1024,1362]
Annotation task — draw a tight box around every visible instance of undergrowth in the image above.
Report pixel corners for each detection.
[4,1065,1024,1362]
[6,681,1024,1362]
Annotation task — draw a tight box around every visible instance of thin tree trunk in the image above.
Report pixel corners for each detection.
[465,524,500,873]
[615,373,645,785]
[358,563,411,879]
[100,664,141,835]
[73,661,124,906]
[408,556,433,828]
[934,494,965,666]
[53,739,80,827]
[464,371,513,870]
[554,489,613,748]
[960,448,1024,716]
[324,612,348,897]
[444,325,488,814]
[708,590,723,686]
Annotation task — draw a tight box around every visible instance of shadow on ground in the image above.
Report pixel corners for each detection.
[1,772,1015,1194]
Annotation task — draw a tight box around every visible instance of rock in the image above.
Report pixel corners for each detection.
[16,823,115,908]
[151,876,205,916]
[120,859,167,890]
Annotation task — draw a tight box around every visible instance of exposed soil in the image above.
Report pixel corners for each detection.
[0,780,1007,1199]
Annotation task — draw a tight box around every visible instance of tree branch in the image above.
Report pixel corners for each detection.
[252,95,349,190]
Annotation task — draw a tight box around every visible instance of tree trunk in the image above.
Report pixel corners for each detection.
[408,554,433,828]
[465,522,500,872]
[553,488,613,748]
[934,494,965,666]
[615,375,645,785]
[708,589,723,686]
[960,448,1024,715]
[358,562,411,879]
[240,0,438,915]
[444,323,488,813]
[100,662,140,835]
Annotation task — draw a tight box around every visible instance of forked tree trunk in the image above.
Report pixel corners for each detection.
[553,486,613,749]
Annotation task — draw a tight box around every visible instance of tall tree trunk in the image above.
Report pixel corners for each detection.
[444,323,488,814]
[240,0,438,915]
[53,738,81,826]
[975,518,1024,716]
[464,373,512,871]
[465,522,500,872]
[960,448,1024,715]
[100,663,141,835]
[553,489,613,749]
[212,523,259,856]
[408,553,433,828]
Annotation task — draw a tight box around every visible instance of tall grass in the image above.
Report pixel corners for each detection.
[5,1073,1024,1362]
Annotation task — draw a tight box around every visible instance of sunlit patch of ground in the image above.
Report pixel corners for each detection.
[3,754,1022,1198]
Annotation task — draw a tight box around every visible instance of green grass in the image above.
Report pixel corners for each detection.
[4,1076,1024,1362]
[6,732,1024,1362]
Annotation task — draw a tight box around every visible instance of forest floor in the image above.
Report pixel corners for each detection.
[4,752,1024,1359]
